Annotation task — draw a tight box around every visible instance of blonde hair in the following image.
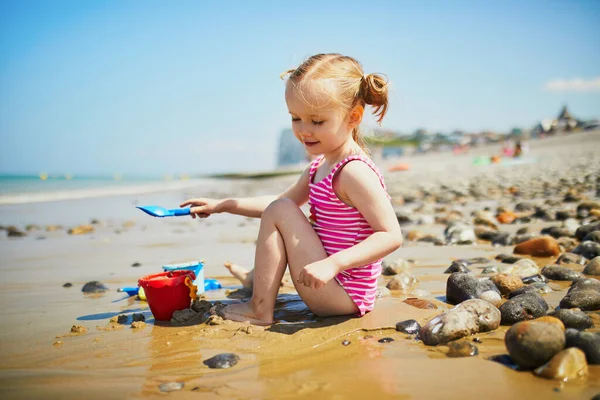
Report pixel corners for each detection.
[281,53,389,152]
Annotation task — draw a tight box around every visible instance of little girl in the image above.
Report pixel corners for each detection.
[181,53,402,325]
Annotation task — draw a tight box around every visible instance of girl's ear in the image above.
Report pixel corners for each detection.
[348,105,364,128]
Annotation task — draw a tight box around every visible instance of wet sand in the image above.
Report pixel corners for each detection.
[1,131,600,399]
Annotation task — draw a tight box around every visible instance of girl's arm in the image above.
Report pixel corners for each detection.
[180,165,311,219]
[329,161,403,270]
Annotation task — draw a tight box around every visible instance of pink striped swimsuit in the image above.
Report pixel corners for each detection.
[308,154,390,316]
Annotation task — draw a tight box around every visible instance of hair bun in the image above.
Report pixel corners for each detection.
[360,73,388,123]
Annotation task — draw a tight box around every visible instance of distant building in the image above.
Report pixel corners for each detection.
[277,129,307,167]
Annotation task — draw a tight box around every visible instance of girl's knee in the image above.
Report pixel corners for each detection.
[264,198,299,218]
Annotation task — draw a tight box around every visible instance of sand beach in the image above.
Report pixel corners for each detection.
[1,131,599,399]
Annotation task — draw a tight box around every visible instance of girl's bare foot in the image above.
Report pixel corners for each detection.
[221,302,273,326]
[224,262,253,288]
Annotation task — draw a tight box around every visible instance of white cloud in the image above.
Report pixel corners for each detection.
[544,77,600,92]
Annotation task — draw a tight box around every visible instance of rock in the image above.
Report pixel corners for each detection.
[381,258,411,275]
[572,241,600,260]
[403,298,437,309]
[556,252,587,266]
[508,285,538,298]
[478,290,502,307]
[419,299,501,346]
[514,236,561,258]
[567,278,600,294]
[513,234,538,245]
[376,286,391,299]
[45,225,63,232]
[583,257,600,275]
[515,202,535,212]
[131,262,141,267]
[6,227,26,237]
[534,316,565,332]
[132,313,145,322]
[481,265,499,275]
[505,320,565,369]
[565,329,600,364]
[575,222,600,241]
[548,309,594,330]
[499,293,549,325]
[559,290,600,311]
[533,348,588,380]
[444,261,470,273]
[532,282,553,294]
[82,281,109,293]
[444,221,476,244]
[521,274,547,284]
[577,202,600,219]
[342,340,351,346]
[159,382,184,392]
[68,224,95,235]
[203,353,240,369]
[491,274,525,296]
[491,233,513,246]
[458,257,491,265]
[396,319,421,335]
[497,211,518,224]
[540,226,573,239]
[495,254,523,264]
[583,231,600,243]
[378,337,394,343]
[557,237,578,253]
[499,258,540,278]
[386,273,417,292]
[555,210,576,221]
[541,265,581,281]
[516,227,530,235]
[447,341,479,357]
[62,283,72,288]
[445,273,500,305]
[117,315,128,324]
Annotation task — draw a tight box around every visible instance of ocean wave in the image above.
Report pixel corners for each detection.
[0,179,214,205]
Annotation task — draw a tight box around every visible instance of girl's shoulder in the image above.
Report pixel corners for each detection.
[332,154,386,189]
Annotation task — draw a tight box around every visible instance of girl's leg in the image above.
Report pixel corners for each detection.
[222,198,359,325]
[224,262,254,288]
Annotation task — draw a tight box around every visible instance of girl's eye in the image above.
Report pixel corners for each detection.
[312,120,324,126]
[291,117,300,122]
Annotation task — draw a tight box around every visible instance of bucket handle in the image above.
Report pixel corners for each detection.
[185,276,198,301]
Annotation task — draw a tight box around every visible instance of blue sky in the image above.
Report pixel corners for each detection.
[1,0,599,176]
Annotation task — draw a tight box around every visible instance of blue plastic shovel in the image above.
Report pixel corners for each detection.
[136,205,191,218]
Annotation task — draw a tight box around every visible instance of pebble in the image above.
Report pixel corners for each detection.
[505,320,565,369]
[386,273,417,291]
[68,224,95,235]
[342,340,351,346]
[499,259,539,279]
[444,221,476,244]
[541,265,581,281]
[457,257,491,265]
[572,241,600,260]
[62,283,72,288]
[521,274,547,284]
[403,298,437,309]
[565,329,600,364]
[70,325,87,334]
[583,231,600,243]
[378,337,394,343]
[478,290,502,307]
[556,252,587,266]
[514,236,561,257]
[557,237,578,252]
[376,286,392,299]
[82,281,109,293]
[203,353,240,369]
[446,341,479,357]
[559,290,600,311]
[159,382,184,393]
[568,277,600,294]
[7,227,27,237]
[132,313,145,322]
[131,262,141,267]
[495,254,523,264]
[444,261,470,274]
[445,273,500,305]
[533,348,589,381]
[420,299,501,346]
[490,274,525,296]
[508,285,537,298]
[381,258,411,275]
[481,265,499,275]
[396,319,421,335]
[548,309,594,330]
[583,256,600,275]
[117,315,128,324]
[499,292,549,325]
[540,226,573,239]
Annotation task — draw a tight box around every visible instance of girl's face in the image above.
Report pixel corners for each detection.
[285,81,358,157]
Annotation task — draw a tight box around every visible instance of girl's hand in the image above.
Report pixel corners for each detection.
[180,198,224,219]
[298,259,340,290]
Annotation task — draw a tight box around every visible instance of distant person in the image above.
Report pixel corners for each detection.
[514,141,523,158]
[181,54,402,325]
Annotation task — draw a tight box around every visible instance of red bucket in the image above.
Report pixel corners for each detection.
[138,270,196,321]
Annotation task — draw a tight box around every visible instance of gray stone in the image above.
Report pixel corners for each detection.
[203,353,240,369]
[396,319,421,335]
[559,290,600,311]
[583,231,600,244]
[541,265,582,281]
[556,252,587,266]
[572,241,600,260]
[444,261,470,274]
[81,281,109,293]
[583,257,600,276]
[548,309,594,330]
[499,293,549,325]
[445,273,500,305]
[575,222,600,241]
[565,329,600,364]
